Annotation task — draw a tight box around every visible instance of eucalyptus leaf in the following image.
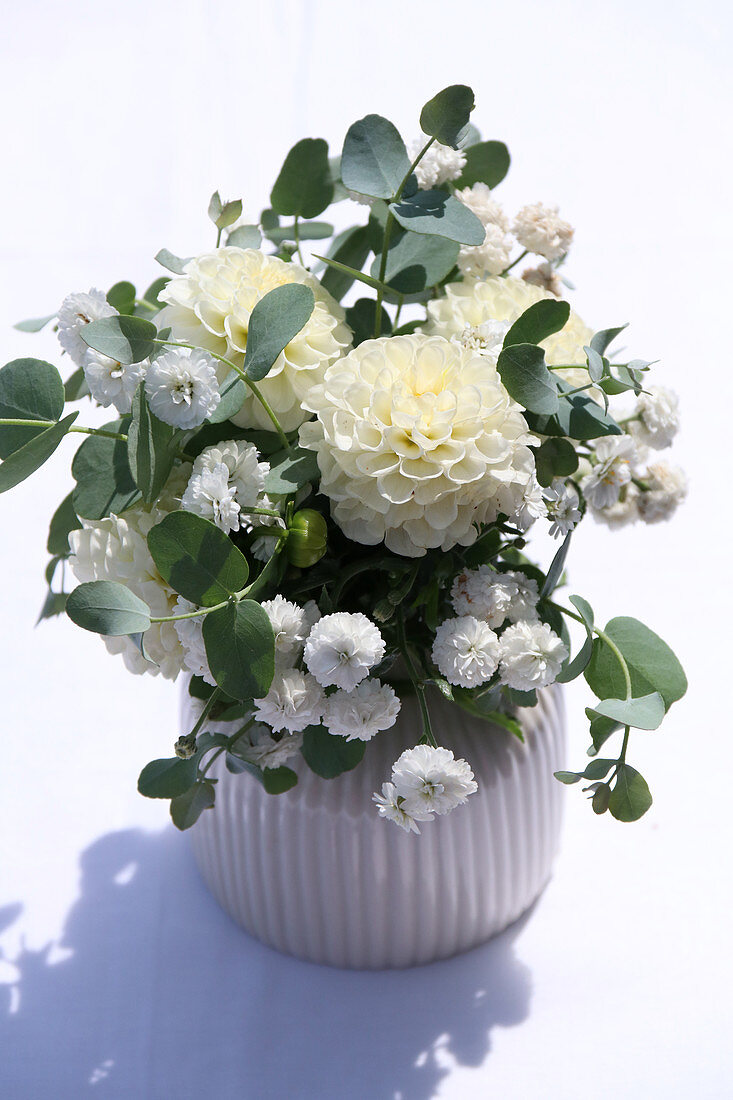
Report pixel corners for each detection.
[138,756,198,799]
[609,764,652,822]
[570,594,594,631]
[170,780,216,830]
[591,324,628,356]
[301,725,366,778]
[527,380,623,440]
[127,386,175,503]
[390,190,485,245]
[202,600,275,700]
[371,229,459,294]
[64,368,88,402]
[341,114,411,200]
[36,590,68,624]
[208,369,246,423]
[270,138,333,219]
[243,284,315,382]
[419,84,475,148]
[141,277,169,309]
[264,220,334,244]
[588,692,666,731]
[262,766,298,794]
[155,249,192,275]
[455,140,511,189]
[47,492,82,556]
[66,580,151,636]
[0,412,77,493]
[533,437,578,486]
[81,315,157,365]
[585,617,687,711]
[226,225,262,250]
[540,532,572,598]
[0,358,65,458]
[264,446,320,494]
[14,313,56,333]
[147,511,249,606]
[345,298,392,345]
[106,281,136,315]
[72,427,141,520]
[557,634,593,682]
[319,225,373,301]
[504,300,570,349]
[588,714,622,755]
[497,343,559,415]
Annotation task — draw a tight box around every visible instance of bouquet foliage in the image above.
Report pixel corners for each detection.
[3,85,687,833]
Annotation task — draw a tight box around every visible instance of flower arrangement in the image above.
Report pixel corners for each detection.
[3,85,687,835]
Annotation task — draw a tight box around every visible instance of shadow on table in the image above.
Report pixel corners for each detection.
[0,827,534,1100]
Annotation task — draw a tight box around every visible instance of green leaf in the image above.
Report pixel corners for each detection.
[127,386,175,503]
[72,427,141,520]
[371,228,458,294]
[208,192,242,229]
[592,784,612,815]
[227,225,262,250]
[141,277,169,309]
[533,437,578,486]
[36,590,68,624]
[588,692,666,731]
[301,725,366,778]
[497,343,559,415]
[270,138,334,219]
[242,283,315,382]
[609,764,652,822]
[527,380,623,440]
[570,594,594,631]
[319,225,373,301]
[264,445,320,494]
[47,492,82,556]
[540,532,572,598]
[345,298,392,345]
[482,710,525,741]
[13,313,55,333]
[554,758,615,784]
[591,324,628,356]
[585,617,687,711]
[420,84,475,148]
[64,367,88,402]
[81,315,157,365]
[0,412,77,493]
[262,766,298,794]
[66,580,151,636]
[147,512,249,606]
[504,300,571,349]
[170,780,216,830]
[264,220,334,244]
[106,281,136,315]
[312,253,386,296]
[138,756,198,798]
[554,770,583,785]
[455,140,511,189]
[208,369,246,423]
[588,714,622,755]
[557,634,593,683]
[202,600,275,700]
[0,358,65,457]
[391,190,485,245]
[155,249,191,275]
[341,114,411,200]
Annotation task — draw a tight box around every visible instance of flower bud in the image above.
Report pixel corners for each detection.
[286,509,328,568]
[174,735,197,760]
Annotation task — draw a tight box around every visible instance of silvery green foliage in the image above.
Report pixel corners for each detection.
[2,85,686,834]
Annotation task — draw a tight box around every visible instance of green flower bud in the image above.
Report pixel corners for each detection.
[174,735,197,760]
[286,509,327,568]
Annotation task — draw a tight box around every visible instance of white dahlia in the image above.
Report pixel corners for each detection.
[68,468,191,680]
[299,334,539,556]
[156,247,352,431]
[422,276,594,391]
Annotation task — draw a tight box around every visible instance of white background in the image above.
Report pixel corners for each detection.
[1,1,732,1097]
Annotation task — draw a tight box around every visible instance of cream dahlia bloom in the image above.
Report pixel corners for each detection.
[156,247,352,431]
[299,334,539,557]
[423,276,593,391]
[68,467,191,680]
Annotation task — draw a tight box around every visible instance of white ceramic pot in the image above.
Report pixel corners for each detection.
[185,685,566,970]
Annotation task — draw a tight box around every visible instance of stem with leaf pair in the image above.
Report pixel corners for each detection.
[0,418,128,442]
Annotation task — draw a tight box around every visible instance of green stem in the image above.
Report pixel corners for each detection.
[550,601,632,699]
[397,607,437,748]
[559,382,596,399]
[243,538,288,600]
[189,687,222,740]
[150,598,231,624]
[501,249,529,276]
[216,226,223,247]
[135,298,159,314]
[293,215,305,266]
[237,506,284,519]
[0,418,127,442]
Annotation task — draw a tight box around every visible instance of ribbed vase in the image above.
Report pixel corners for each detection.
[185,685,566,969]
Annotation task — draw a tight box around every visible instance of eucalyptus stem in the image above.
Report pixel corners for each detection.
[550,600,632,699]
[151,598,231,624]
[397,607,438,748]
[501,249,528,276]
[0,418,127,442]
[293,215,305,266]
[189,687,222,740]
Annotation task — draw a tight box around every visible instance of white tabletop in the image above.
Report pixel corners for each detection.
[1,2,732,1096]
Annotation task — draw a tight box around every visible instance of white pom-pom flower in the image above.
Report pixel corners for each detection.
[631,386,680,450]
[513,202,574,261]
[422,275,593,392]
[543,478,582,538]
[304,612,385,692]
[300,334,539,557]
[637,461,687,523]
[145,348,220,429]
[522,262,563,298]
[156,247,352,431]
[582,436,640,511]
[173,597,215,686]
[432,615,501,688]
[57,288,117,366]
[454,184,514,277]
[261,595,311,669]
[181,462,240,533]
[390,744,478,816]
[498,620,568,691]
[323,678,401,741]
[411,140,466,189]
[372,782,433,834]
[254,669,324,734]
[450,567,539,628]
[83,350,145,415]
[181,440,270,534]
[516,472,548,531]
[236,724,304,770]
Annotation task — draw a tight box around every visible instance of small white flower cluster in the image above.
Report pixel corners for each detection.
[451,566,540,628]
[181,439,275,536]
[373,745,477,834]
[451,187,575,281]
[543,479,582,539]
[249,608,399,744]
[410,139,466,190]
[58,291,222,428]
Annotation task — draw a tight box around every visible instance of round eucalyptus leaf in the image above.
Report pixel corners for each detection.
[81,315,157,365]
[390,191,485,245]
[497,343,559,416]
[243,283,315,382]
[202,600,275,700]
[0,412,78,494]
[0,358,65,458]
[504,300,571,349]
[341,114,411,200]
[585,617,687,711]
[419,84,475,148]
[455,140,511,189]
[270,138,333,219]
[66,580,151,636]
[147,511,249,607]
